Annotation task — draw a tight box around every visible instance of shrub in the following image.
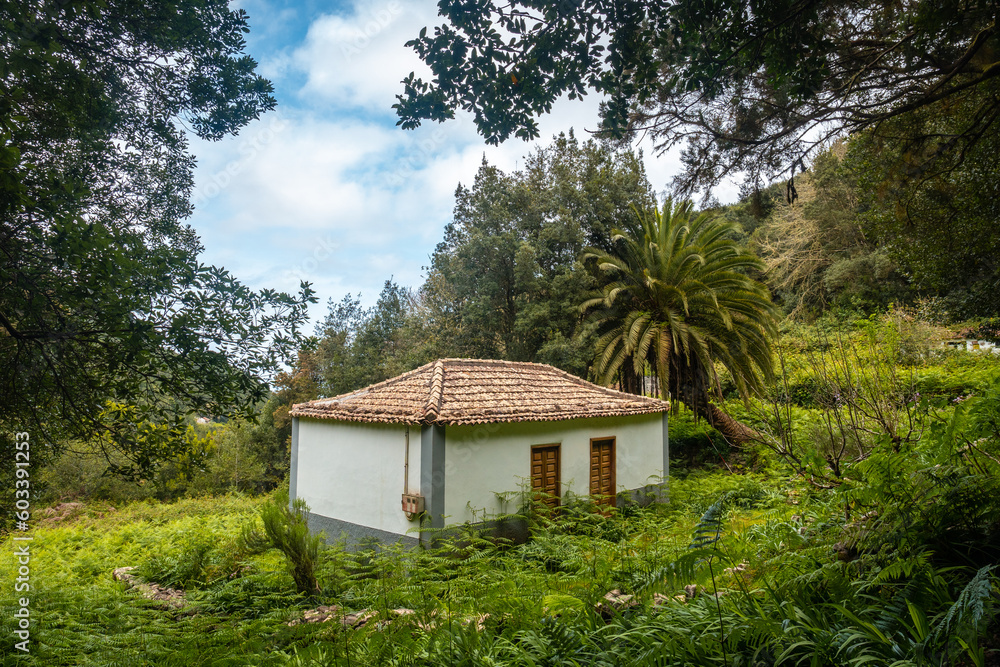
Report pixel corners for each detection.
[242,493,323,597]
[668,412,731,468]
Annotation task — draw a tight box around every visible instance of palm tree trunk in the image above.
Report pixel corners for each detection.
[655,330,672,401]
[667,362,760,445]
[703,401,759,445]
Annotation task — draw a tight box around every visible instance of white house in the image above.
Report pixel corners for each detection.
[289,358,670,547]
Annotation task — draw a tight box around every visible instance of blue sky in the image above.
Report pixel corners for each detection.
[186,0,741,326]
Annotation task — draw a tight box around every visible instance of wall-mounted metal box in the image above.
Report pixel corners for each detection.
[401,493,424,519]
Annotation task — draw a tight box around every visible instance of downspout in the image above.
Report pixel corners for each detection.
[404,425,410,494]
[402,424,424,521]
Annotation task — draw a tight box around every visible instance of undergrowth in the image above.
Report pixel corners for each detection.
[3,462,996,666]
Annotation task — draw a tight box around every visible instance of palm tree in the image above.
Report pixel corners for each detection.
[581,200,779,444]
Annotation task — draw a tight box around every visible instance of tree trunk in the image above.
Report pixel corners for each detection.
[616,365,644,395]
[703,401,760,445]
[624,358,759,444]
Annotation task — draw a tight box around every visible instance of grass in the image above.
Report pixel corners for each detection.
[0,496,300,666]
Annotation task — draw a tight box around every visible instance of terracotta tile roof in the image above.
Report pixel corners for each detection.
[290,358,669,426]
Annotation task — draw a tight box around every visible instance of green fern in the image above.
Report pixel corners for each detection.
[936,564,998,639]
[870,552,934,586]
[689,492,732,550]
[241,493,323,597]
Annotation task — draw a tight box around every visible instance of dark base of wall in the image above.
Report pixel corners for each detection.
[305,511,420,550]
[437,515,532,549]
[305,485,668,551]
[619,483,668,507]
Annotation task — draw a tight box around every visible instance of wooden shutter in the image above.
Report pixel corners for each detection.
[531,444,560,507]
[590,437,616,507]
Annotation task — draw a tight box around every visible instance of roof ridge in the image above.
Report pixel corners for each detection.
[422,359,446,422]
[439,357,664,405]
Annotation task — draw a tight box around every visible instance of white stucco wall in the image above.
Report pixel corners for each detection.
[295,419,420,538]
[443,413,665,524]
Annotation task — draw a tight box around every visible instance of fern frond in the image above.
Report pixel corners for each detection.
[689,492,732,550]
[936,564,998,639]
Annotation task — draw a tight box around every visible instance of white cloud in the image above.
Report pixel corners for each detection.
[293,0,436,112]
[187,110,461,320]
[193,113,399,230]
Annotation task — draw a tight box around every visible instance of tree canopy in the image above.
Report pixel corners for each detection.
[395,0,1000,194]
[1,0,313,477]
[751,143,907,316]
[425,132,654,375]
[848,88,1000,317]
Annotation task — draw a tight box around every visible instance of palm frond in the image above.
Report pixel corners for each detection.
[582,198,778,437]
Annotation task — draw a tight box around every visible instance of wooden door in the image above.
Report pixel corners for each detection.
[531,444,560,507]
[590,437,616,507]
